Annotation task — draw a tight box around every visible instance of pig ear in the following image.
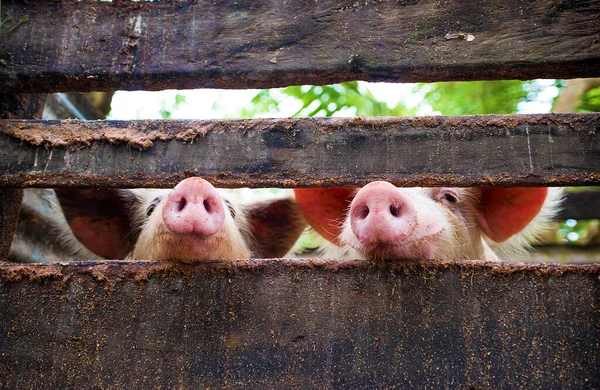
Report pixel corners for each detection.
[54,189,140,259]
[475,188,548,243]
[245,198,307,258]
[294,188,355,246]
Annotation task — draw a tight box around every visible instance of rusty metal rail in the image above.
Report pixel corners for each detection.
[0,113,598,188]
[0,259,598,388]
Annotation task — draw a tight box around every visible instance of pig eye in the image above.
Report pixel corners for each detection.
[437,189,459,205]
[224,199,236,218]
[443,193,458,203]
[146,197,162,217]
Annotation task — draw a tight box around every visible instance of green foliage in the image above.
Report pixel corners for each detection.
[238,82,415,118]
[238,80,559,119]
[559,187,600,244]
[293,228,329,254]
[559,83,600,242]
[236,79,596,246]
[577,86,600,113]
[559,219,599,245]
[159,93,187,119]
[418,80,551,115]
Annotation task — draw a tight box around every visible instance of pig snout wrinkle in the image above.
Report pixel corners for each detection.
[162,177,225,236]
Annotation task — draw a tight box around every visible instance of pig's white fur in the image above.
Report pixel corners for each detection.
[127,188,253,262]
[49,185,304,262]
[125,189,306,262]
[488,187,564,260]
[313,187,563,262]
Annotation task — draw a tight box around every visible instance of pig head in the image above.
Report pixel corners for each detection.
[295,183,562,261]
[56,177,306,262]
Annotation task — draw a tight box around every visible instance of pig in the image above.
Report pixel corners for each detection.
[294,183,562,261]
[53,177,306,262]
[9,189,102,263]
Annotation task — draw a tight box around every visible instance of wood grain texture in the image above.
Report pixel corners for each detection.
[0,113,597,188]
[0,259,598,388]
[0,189,22,260]
[0,93,46,259]
[1,0,599,93]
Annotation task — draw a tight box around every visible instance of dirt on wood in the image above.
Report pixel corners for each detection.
[1,258,598,285]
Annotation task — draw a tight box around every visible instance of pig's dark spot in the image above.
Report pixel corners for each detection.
[146,197,162,217]
[178,198,187,212]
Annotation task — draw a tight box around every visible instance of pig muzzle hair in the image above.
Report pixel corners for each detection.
[295,182,563,261]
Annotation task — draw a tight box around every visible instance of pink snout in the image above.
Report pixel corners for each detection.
[350,181,417,245]
[162,177,225,236]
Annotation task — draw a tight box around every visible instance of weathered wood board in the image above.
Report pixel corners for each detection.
[0,189,22,260]
[0,113,598,188]
[0,94,46,259]
[1,0,599,93]
[0,259,598,389]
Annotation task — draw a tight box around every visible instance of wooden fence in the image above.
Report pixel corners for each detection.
[1,1,599,388]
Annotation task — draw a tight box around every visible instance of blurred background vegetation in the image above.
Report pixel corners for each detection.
[108,79,600,247]
[236,80,600,246]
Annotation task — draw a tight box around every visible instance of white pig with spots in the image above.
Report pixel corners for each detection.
[55,177,306,262]
[294,183,562,261]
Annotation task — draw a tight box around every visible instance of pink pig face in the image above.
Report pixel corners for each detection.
[295,183,561,261]
[56,177,306,263]
[133,177,250,261]
[340,183,478,260]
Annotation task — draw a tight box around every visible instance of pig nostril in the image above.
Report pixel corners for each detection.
[390,204,400,217]
[177,198,187,212]
[358,206,369,219]
[203,199,212,213]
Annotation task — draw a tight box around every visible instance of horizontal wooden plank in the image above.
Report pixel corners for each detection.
[0,259,598,388]
[1,0,599,93]
[0,114,598,188]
